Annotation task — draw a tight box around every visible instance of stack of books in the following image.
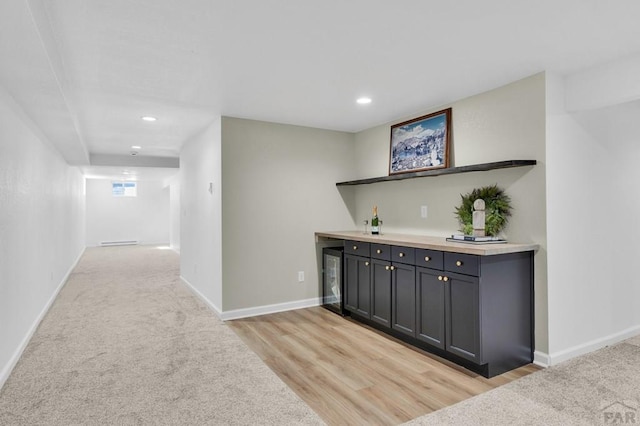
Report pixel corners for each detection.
[446,234,507,244]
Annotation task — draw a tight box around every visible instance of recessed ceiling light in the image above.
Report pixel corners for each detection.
[131,145,141,150]
[356,97,372,105]
[141,116,157,122]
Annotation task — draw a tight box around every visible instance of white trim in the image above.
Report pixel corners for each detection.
[219,297,322,321]
[533,351,550,368]
[180,276,222,318]
[0,247,85,390]
[179,276,321,321]
[100,240,138,246]
[546,325,640,366]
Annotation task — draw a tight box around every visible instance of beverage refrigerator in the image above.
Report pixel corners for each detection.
[322,246,344,315]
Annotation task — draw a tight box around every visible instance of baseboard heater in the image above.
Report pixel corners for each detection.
[100,240,139,247]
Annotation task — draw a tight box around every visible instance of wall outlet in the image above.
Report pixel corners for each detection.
[421,205,428,219]
[298,271,305,282]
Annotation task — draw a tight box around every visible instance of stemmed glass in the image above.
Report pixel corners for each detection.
[363,220,368,234]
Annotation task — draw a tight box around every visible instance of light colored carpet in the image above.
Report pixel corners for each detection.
[405,335,640,425]
[0,245,323,425]
[5,244,640,426]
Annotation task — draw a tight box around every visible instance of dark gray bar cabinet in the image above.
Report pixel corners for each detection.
[316,231,537,378]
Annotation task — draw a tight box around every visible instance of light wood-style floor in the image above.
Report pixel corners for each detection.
[227,307,540,426]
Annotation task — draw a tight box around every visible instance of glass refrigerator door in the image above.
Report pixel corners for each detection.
[324,253,341,309]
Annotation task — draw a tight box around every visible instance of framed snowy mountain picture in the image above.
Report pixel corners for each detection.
[389,108,451,175]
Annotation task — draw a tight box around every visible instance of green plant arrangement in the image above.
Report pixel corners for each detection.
[454,185,512,236]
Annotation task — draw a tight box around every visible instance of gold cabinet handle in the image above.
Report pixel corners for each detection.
[385,265,390,271]
[443,276,449,282]
[399,253,404,257]
[438,276,443,281]
[424,256,431,261]
[390,266,395,271]
[365,261,369,266]
[376,249,382,254]
[456,260,463,267]
[353,245,358,250]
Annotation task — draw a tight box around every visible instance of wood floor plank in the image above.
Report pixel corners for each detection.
[303,364,398,426]
[227,307,540,426]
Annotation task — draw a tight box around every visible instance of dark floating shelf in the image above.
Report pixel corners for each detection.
[336,160,537,186]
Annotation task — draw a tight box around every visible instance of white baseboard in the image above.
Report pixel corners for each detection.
[0,247,85,391]
[533,351,550,368]
[180,276,223,318]
[485,326,640,369]
[219,297,322,321]
[546,325,640,366]
[179,276,321,321]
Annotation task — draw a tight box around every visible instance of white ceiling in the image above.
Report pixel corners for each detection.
[3,0,640,180]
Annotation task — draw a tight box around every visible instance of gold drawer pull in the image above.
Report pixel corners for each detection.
[365,261,369,266]
[443,276,449,282]
[424,256,431,262]
[376,249,382,254]
[399,253,405,258]
[390,266,395,271]
[438,276,443,281]
[353,245,358,250]
[456,260,463,267]
[385,265,390,271]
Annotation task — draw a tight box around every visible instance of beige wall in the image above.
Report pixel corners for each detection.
[221,118,356,311]
[351,73,548,354]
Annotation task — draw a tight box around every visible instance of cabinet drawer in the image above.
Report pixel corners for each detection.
[392,246,415,264]
[444,252,480,276]
[416,249,444,269]
[345,240,370,257]
[371,243,391,261]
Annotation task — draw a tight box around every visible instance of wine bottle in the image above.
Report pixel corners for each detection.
[371,206,379,235]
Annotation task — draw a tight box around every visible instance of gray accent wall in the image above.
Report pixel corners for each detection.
[221,118,356,311]
[351,73,548,354]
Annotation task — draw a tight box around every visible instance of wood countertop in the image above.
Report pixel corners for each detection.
[315,230,539,256]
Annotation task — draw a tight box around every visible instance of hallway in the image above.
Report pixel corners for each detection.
[0,245,320,425]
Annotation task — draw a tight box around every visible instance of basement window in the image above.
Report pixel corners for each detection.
[112,181,137,197]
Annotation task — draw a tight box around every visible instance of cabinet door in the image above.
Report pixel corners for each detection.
[445,272,480,363]
[371,259,392,327]
[391,262,416,337]
[416,267,445,349]
[344,254,371,318]
[344,254,359,313]
[356,256,371,318]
